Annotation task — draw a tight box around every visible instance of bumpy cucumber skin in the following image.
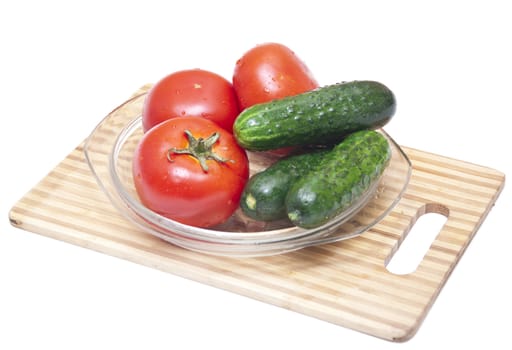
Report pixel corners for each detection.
[234,81,396,151]
[286,130,391,229]
[240,149,330,221]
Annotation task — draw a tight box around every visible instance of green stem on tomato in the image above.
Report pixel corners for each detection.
[167,130,232,172]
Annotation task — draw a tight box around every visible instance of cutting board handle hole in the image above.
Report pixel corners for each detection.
[386,203,449,275]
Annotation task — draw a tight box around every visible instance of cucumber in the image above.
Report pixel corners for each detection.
[240,148,331,221]
[234,80,396,151]
[286,130,391,229]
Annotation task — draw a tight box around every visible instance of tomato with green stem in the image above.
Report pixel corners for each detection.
[132,116,249,228]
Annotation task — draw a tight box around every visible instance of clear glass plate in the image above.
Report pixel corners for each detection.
[84,92,412,257]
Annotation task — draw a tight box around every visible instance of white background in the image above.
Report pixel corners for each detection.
[1,1,510,348]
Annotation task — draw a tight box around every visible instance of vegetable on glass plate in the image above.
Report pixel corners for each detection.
[142,69,240,133]
[132,116,249,228]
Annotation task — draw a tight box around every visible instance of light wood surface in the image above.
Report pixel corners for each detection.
[8,88,505,342]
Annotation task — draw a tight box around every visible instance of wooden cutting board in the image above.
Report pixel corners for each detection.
[8,87,505,342]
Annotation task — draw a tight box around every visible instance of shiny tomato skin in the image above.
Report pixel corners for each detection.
[142,69,240,133]
[232,42,319,110]
[132,116,249,228]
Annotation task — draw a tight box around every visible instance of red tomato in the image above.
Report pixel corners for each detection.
[132,116,249,228]
[142,69,240,133]
[232,42,319,110]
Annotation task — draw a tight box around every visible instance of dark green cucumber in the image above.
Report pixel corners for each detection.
[240,148,331,221]
[234,80,396,151]
[286,130,391,229]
